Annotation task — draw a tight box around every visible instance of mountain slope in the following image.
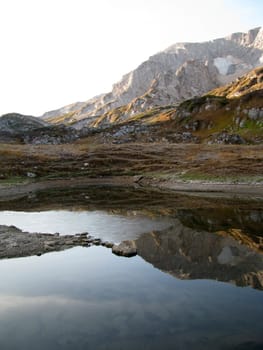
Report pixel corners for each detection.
[43,27,263,127]
[0,113,48,133]
[86,67,263,145]
[209,65,263,98]
[2,66,262,145]
[0,113,78,144]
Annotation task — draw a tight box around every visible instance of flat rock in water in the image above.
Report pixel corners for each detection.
[112,240,137,257]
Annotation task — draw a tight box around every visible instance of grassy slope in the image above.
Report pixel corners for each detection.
[210,66,263,98]
[0,141,262,183]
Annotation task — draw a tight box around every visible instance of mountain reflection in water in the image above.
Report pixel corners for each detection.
[0,185,262,290]
[135,220,263,290]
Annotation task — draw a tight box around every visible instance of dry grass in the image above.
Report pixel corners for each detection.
[0,141,262,182]
[210,66,263,98]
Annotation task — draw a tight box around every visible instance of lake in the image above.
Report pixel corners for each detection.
[0,185,262,349]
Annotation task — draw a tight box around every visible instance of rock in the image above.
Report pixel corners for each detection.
[0,225,100,260]
[27,172,37,178]
[64,239,75,245]
[134,175,144,183]
[23,125,79,145]
[44,243,52,250]
[248,107,263,120]
[78,233,88,238]
[44,240,58,246]
[80,240,90,246]
[210,132,246,144]
[101,241,114,248]
[92,239,101,246]
[112,240,137,257]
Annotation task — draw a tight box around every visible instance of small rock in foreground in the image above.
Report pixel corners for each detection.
[112,240,137,257]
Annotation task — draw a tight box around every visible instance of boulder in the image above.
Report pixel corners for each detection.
[112,240,137,257]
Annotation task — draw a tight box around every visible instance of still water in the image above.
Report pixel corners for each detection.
[0,186,262,349]
[0,210,172,241]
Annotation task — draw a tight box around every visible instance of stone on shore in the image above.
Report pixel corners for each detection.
[102,241,114,248]
[112,240,137,257]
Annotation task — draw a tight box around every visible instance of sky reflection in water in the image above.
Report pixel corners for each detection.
[0,246,262,350]
[0,210,172,242]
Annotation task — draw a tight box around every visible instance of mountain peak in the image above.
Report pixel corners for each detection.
[42,27,263,128]
[225,26,261,47]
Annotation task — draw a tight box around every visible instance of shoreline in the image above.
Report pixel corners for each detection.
[0,176,262,200]
[0,224,115,260]
[155,179,263,196]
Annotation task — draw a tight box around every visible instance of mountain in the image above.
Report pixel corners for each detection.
[1,65,262,145]
[43,27,263,127]
[0,113,78,144]
[82,66,263,145]
[0,113,48,133]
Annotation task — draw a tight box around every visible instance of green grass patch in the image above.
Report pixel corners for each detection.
[239,119,263,131]
[0,176,31,186]
[180,95,228,113]
[178,171,263,183]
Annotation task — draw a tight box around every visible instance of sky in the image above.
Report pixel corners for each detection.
[0,0,262,116]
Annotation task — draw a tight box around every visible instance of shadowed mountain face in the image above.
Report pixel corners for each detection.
[135,221,263,290]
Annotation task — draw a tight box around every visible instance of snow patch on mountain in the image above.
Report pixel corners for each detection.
[213,56,235,75]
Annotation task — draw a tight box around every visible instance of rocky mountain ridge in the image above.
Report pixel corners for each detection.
[43,27,263,127]
[0,66,262,145]
[77,66,263,145]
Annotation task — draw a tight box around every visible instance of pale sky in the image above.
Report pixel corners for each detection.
[0,0,262,116]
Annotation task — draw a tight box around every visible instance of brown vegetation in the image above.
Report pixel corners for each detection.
[0,141,262,182]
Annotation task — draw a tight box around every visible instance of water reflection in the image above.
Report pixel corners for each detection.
[177,208,263,236]
[0,185,262,290]
[135,221,263,290]
[0,210,172,241]
[0,247,262,350]
[0,186,263,349]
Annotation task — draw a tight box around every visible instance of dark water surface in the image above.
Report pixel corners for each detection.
[0,186,262,349]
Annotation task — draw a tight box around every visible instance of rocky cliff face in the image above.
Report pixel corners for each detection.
[43,27,263,127]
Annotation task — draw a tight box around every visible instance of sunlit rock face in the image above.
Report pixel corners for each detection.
[42,27,263,126]
[135,218,263,290]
